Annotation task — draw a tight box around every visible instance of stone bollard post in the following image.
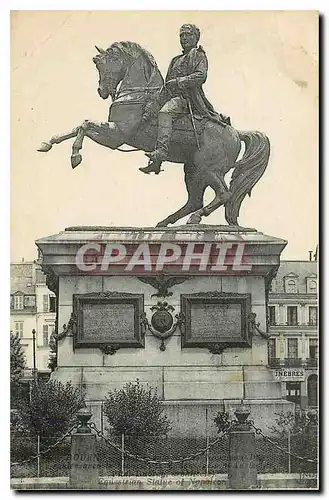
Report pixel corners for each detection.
[70,408,99,489]
[228,405,257,490]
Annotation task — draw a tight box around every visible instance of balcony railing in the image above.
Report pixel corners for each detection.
[269,358,318,369]
[268,322,317,328]
[284,358,302,367]
[306,358,318,368]
[268,357,281,368]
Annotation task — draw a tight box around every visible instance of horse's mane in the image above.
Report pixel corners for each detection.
[109,41,159,71]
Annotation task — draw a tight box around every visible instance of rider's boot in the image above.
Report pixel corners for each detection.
[139,113,172,174]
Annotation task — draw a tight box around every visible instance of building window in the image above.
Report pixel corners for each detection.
[267,338,276,361]
[307,280,317,294]
[43,295,56,313]
[43,325,49,346]
[49,296,56,313]
[43,294,49,312]
[14,322,24,338]
[287,338,298,359]
[309,306,318,326]
[24,295,36,308]
[36,269,46,284]
[268,306,276,325]
[269,280,276,293]
[307,374,318,407]
[286,382,301,406]
[287,306,298,326]
[14,295,24,310]
[309,338,318,359]
[286,280,297,293]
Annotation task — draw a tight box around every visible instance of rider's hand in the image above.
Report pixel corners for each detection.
[142,102,156,121]
[166,79,179,95]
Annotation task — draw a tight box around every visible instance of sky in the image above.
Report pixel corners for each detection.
[10,10,318,262]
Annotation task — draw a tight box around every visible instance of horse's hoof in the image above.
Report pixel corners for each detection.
[71,154,82,169]
[37,142,52,152]
[156,221,168,228]
[186,214,202,225]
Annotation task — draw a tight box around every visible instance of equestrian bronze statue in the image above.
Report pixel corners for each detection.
[38,24,270,227]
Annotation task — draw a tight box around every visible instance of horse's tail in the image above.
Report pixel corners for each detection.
[225,131,270,226]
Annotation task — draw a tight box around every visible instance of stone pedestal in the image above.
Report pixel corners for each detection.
[228,430,257,489]
[70,433,98,489]
[228,406,257,489]
[36,225,293,435]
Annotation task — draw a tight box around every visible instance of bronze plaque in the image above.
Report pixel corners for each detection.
[73,292,144,349]
[181,292,252,349]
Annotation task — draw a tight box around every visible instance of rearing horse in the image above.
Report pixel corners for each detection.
[38,41,270,227]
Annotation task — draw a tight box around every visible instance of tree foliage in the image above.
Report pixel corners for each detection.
[48,331,57,372]
[10,332,26,386]
[17,379,85,437]
[103,379,171,441]
[269,410,318,437]
[269,409,318,473]
[214,410,233,433]
[10,332,26,406]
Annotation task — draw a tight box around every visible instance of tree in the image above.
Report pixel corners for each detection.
[214,410,233,433]
[269,409,318,437]
[48,330,57,371]
[103,379,171,443]
[269,410,318,474]
[10,332,26,385]
[10,332,26,405]
[17,379,85,438]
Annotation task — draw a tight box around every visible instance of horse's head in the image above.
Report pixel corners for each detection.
[93,44,128,100]
[93,42,163,101]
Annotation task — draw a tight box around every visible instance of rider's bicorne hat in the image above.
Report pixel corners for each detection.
[179,24,200,42]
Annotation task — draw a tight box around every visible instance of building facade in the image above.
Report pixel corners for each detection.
[267,259,318,409]
[10,261,56,375]
[10,257,318,409]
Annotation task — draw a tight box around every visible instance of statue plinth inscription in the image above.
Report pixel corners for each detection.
[180,293,252,350]
[73,293,145,350]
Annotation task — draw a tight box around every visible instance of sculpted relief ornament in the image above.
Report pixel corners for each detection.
[38,24,270,228]
[141,302,185,351]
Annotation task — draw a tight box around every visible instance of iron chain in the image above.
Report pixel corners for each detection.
[10,423,78,466]
[90,422,231,466]
[251,423,318,464]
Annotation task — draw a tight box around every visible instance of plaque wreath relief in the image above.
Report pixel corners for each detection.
[55,291,266,356]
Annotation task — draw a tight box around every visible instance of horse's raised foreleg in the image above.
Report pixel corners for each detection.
[70,120,124,169]
[156,164,206,227]
[38,127,80,152]
[71,126,86,168]
[38,119,124,168]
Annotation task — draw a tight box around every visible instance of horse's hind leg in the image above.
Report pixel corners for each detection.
[186,170,231,224]
[156,163,206,227]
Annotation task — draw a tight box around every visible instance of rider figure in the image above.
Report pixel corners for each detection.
[139,23,231,175]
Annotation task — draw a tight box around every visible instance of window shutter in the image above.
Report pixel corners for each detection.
[43,325,49,346]
[43,295,49,312]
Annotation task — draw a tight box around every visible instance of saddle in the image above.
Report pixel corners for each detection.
[170,112,231,143]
